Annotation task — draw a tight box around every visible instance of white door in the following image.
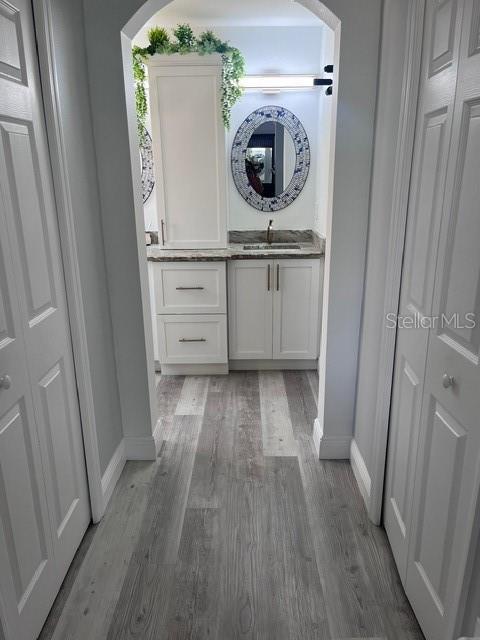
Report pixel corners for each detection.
[405,1,480,637]
[228,260,273,359]
[0,0,90,638]
[384,0,463,580]
[385,1,480,639]
[272,259,321,360]
[148,55,228,249]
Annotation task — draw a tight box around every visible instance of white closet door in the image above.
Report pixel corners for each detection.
[405,1,480,637]
[0,186,57,640]
[0,1,89,638]
[384,0,464,581]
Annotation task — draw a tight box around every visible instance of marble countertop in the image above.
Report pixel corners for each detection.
[147,230,325,262]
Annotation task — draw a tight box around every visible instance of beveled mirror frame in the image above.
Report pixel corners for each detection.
[231,105,311,212]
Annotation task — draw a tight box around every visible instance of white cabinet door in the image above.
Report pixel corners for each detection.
[273,259,321,360]
[228,260,273,359]
[148,55,227,249]
[0,1,90,638]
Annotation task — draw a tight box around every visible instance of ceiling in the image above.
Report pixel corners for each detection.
[147,0,322,27]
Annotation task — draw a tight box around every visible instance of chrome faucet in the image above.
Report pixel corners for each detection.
[266,219,274,244]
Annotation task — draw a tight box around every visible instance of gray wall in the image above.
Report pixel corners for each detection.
[81,0,159,445]
[80,0,383,466]
[304,0,382,456]
[41,0,123,474]
[353,0,411,476]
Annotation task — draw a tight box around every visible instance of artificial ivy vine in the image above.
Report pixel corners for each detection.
[132,25,245,139]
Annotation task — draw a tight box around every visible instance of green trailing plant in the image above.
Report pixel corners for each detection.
[132,24,245,133]
[132,46,148,142]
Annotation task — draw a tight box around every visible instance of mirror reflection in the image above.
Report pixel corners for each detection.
[231,106,310,212]
[245,122,296,197]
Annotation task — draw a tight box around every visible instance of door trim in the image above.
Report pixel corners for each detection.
[367,0,426,525]
[31,0,104,523]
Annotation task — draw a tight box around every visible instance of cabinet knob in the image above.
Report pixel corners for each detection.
[442,373,455,389]
[0,375,11,390]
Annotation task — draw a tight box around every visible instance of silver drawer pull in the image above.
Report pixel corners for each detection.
[179,338,207,343]
[175,286,205,290]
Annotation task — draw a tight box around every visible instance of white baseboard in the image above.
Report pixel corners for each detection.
[313,417,323,454]
[161,363,228,375]
[101,440,126,509]
[229,359,317,371]
[124,435,157,460]
[152,418,164,456]
[313,418,351,459]
[350,439,371,508]
[474,616,480,636]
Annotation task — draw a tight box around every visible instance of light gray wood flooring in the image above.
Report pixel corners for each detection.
[40,371,424,640]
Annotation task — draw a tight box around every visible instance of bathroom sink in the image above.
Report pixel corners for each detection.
[243,243,300,251]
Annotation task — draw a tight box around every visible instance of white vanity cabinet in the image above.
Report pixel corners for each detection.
[228,259,322,361]
[147,54,228,249]
[228,260,274,359]
[273,259,321,359]
[152,261,228,374]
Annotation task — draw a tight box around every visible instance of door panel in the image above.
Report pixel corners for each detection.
[0,0,90,638]
[228,260,273,359]
[384,0,464,585]
[1,121,56,320]
[468,0,480,55]
[39,361,80,536]
[0,0,26,84]
[272,259,320,360]
[385,361,420,555]
[0,242,15,346]
[386,2,480,639]
[0,150,56,640]
[405,4,480,635]
[409,401,467,616]
[438,100,480,355]
[148,59,227,249]
[0,403,50,605]
[406,110,448,314]
[430,0,458,76]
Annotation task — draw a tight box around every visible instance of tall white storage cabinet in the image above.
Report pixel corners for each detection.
[147,54,228,249]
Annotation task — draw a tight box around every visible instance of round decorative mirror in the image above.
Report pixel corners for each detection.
[139,125,155,204]
[231,106,310,212]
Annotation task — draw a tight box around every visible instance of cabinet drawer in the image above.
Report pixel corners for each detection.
[153,262,226,314]
[157,314,227,364]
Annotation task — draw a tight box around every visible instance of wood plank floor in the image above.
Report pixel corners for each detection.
[40,371,424,640]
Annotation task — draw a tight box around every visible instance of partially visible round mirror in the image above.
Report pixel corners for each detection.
[231,106,310,212]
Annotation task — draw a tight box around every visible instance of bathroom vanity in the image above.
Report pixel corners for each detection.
[147,232,324,374]
[145,53,325,375]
